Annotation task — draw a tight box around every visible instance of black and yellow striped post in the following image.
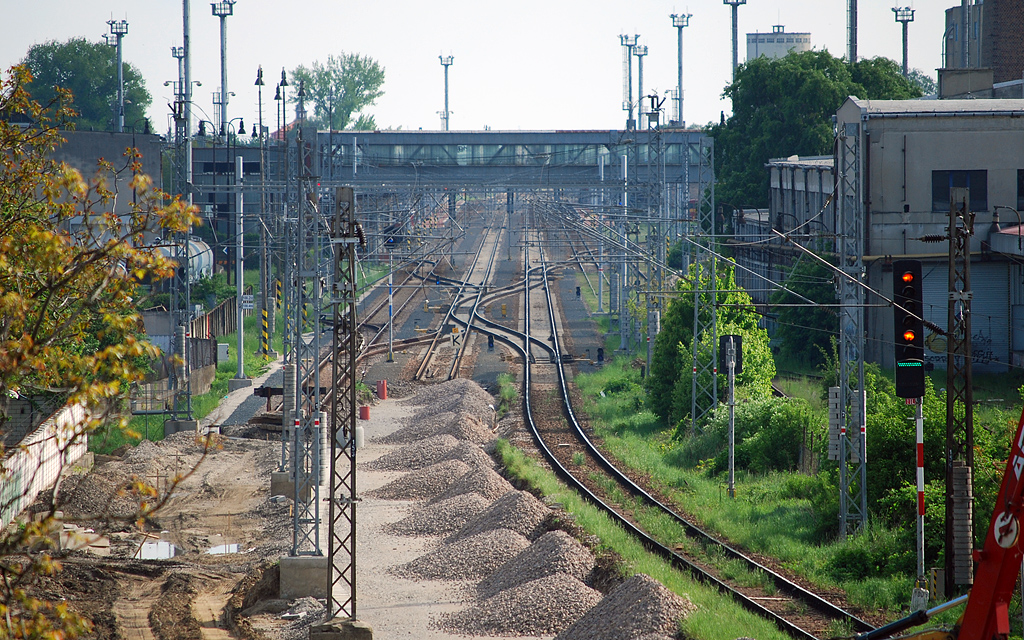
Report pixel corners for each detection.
[275,278,282,309]
[261,307,270,356]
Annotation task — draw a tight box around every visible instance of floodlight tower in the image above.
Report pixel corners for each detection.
[105,19,129,132]
[212,0,235,137]
[619,34,638,129]
[439,55,453,130]
[893,7,915,77]
[723,0,746,81]
[634,45,648,129]
[671,13,691,125]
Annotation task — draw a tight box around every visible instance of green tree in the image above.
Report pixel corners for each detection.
[20,38,151,132]
[712,51,921,209]
[289,53,385,130]
[770,256,837,370]
[907,68,937,95]
[0,65,194,639]
[646,261,774,433]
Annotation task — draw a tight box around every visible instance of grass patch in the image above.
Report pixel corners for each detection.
[572,359,921,614]
[496,373,518,418]
[495,439,791,640]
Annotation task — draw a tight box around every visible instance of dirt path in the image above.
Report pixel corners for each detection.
[114,574,161,640]
[192,571,236,640]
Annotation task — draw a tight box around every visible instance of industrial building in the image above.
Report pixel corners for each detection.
[732,98,1024,373]
[940,0,1024,98]
[745,25,812,62]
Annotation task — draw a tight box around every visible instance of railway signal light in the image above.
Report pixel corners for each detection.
[719,334,742,375]
[893,259,925,398]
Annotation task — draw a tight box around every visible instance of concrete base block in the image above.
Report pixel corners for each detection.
[270,471,292,497]
[279,555,329,600]
[228,378,253,392]
[310,618,373,640]
[164,420,198,436]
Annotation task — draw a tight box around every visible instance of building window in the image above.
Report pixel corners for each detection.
[932,170,987,212]
[1017,170,1024,211]
[766,37,774,43]
[758,38,765,43]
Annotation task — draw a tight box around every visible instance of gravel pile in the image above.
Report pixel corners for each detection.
[380,411,494,446]
[555,573,696,640]
[440,573,601,636]
[443,441,496,470]
[385,493,492,537]
[477,530,596,599]
[407,379,496,419]
[364,460,471,501]
[393,528,530,581]
[366,435,460,471]
[450,489,549,542]
[432,465,514,504]
[57,472,138,520]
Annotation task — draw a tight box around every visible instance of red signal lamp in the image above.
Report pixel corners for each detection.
[901,271,915,283]
[903,329,916,342]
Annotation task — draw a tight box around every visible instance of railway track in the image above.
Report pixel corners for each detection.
[295,198,875,639]
[503,208,874,640]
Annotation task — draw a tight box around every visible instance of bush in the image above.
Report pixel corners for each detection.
[826,525,914,581]
[670,396,824,476]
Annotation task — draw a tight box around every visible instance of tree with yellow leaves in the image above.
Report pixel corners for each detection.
[0,65,197,639]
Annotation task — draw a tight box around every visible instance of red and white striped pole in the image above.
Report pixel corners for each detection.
[912,397,926,585]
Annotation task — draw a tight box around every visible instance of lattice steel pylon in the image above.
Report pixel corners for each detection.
[168,46,193,423]
[328,187,360,619]
[645,104,666,374]
[690,137,717,432]
[836,121,868,538]
[289,128,324,557]
[945,186,974,595]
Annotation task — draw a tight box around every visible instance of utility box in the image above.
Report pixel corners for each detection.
[217,343,230,363]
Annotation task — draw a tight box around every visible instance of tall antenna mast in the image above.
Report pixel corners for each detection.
[439,55,454,130]
[848,0,858,62]
[723,0,747,81]
[671,13,691,126]
[619,34,638,129]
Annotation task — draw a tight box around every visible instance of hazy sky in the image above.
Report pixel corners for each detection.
[1,1,947,133]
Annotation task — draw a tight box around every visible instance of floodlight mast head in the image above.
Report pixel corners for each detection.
[671,13,691,28]
[893,6,915,23]
[107,19,129,36]
[211,1,235,17]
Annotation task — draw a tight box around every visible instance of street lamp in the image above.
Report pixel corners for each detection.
[993,206,1024,253]
[892,7,915,78]
[223,116,250,386]
[105,19,129,132]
